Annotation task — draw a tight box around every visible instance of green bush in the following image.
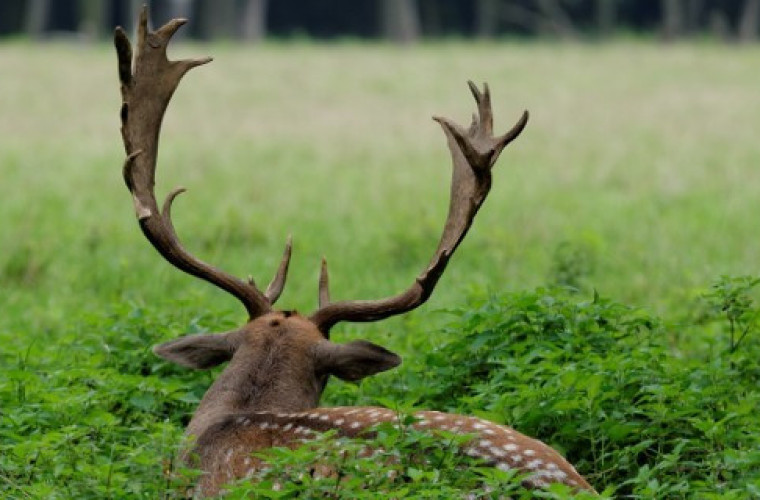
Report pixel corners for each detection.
[2,284,759,498]
[380,287,760,498]
[225,424,598,500]
[0,304,207,499]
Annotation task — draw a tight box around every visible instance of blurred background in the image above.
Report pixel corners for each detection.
[3,3,760,497]
[2,0,760,332]
[2,0,760,44]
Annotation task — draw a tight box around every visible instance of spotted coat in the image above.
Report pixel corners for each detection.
[193,407,595,496]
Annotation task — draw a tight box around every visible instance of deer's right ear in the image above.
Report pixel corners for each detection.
[153,332,242,369]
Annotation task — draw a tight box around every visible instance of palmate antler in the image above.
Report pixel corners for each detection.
[311,84,528,332]
[115,7,291,319]
[115,7,528,333]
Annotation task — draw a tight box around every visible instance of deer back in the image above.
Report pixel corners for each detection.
[194,408,594,496]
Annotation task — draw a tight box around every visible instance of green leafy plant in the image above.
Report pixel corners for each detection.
[701,275,760,354]
[374,287,760,498]
[4,288,760,498]
[549,240,597,290]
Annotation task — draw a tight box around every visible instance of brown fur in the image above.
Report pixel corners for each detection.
[154,313,595,496]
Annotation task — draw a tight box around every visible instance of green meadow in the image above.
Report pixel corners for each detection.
[2,41,760,498]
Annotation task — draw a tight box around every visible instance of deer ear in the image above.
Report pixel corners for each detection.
[153,331,242,369]
[314,340,401,382]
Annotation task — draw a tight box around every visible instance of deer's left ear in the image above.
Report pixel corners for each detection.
[313,340,401,382]
[153,330,244,369]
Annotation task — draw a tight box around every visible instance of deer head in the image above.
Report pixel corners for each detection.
[115,7,595,498]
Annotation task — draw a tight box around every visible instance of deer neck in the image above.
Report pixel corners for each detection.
[186,344,323,439]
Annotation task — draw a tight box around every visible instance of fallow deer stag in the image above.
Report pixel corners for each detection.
[115,7,596,497]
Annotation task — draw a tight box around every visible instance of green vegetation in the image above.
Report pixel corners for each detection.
[1,41,760,498]
[228,423,600,499]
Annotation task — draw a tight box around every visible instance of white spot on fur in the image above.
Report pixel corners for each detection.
[335,418,345,426]
[524,449,536,457]
[350,422,361,429]
[502,443,518,452]
[527,459,544,470]
[319,414,330,421]
[479,439,492,448]
[472,423,486,430]
[511,454,523,463]
[497,463,511,471]
[489,447,506,458]
[283,423,293,431]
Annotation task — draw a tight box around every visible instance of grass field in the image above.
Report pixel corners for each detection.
[2,40,760,497]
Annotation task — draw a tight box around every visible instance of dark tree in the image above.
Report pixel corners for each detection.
[596,0,617,36]
[475,0,500,38]
[381,0,421,43]
[662,0,685,39]
[3,0,760,43]
[240,0,268,42]
[25,0,50,38]
[0,1,24,36]
[684,0,705,33]
[197,0,236,40]
[535,0,579,38]
[78,0,107,39]
[739,0,760,41]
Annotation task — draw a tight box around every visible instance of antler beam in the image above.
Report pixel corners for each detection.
[309,83,528,332]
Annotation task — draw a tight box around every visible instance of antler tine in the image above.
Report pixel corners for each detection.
[116,7,272,320]
[318,257,330,309]
[309,82,528,333]
[264,236,293,304]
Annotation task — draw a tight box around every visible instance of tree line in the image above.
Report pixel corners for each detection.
[1,0,759,43]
